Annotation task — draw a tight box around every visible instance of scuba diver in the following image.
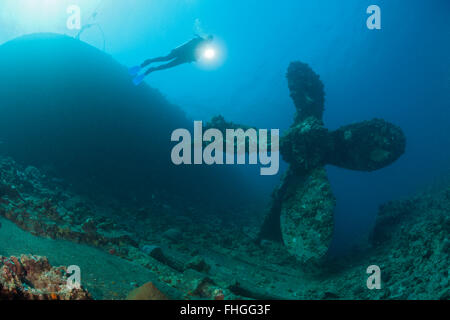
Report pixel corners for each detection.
[129,35,214,86]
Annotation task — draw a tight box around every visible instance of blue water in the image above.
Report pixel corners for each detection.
[0,0,449,253]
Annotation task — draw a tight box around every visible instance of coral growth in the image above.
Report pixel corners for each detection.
[0,255,91,300]
[279,168,335,263]
[328,119,406,171]
[287,62,325,123]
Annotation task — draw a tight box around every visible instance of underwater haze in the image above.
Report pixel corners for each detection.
[0,0,449,301]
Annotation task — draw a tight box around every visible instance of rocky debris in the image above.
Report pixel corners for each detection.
[126,282,169,300]
[0,197,137,259]
[366,187,450,299]
[321,291,340,300]
[0,180,23,201]
[296,184,449,300]
[228,279,290,300]
[182,269,228,299]
[0,255,91,300]
[142,244,164,257]
[163,228,183,242]
[186,256,211,273]
[0,137,446,299]
[81,218,97,235]
[0,157,138,262]
[140,244,184,272]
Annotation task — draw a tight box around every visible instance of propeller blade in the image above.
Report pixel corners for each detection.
[280,167,335,263]
[328,119,406,171]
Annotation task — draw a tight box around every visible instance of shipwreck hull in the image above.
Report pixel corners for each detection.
[0,33,253,206]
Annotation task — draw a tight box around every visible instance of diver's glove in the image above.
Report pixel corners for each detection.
[132,74,146,86]
[128,65,141,76]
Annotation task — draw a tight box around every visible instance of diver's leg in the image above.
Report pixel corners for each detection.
[134,59,186,85]
[141,52,177,68]
[145,59,187,75]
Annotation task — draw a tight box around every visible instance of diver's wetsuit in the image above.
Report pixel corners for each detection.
[140,36,207,76]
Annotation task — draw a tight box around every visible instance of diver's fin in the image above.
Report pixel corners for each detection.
[128,66,141,76]
[132,74,146,86]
